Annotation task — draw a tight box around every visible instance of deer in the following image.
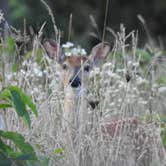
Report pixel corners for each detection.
[43,39,164,166]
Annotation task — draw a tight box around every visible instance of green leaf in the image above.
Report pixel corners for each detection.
[0,138,14,154]
[0,131,37,160]
[0,86,37,128]
[0,103,12,109]
[20,90,38,117]
[22,113,31,129]
[12,63,18,72]
[6,36,16,54]
[0,150,12,166]
[9,86,37,116]
[136,49,151,64]
[0,89,11,99]
[24,50,33,59]
[157,77,166,85]
[53,148,64,155]
[36,49,43,65]
[10,88,31,127]
[10,88,27,116]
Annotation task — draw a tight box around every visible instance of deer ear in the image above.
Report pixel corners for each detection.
[90,42,110,66]
[43,39,65,63]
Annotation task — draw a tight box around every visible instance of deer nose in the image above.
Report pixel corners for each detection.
[69,76,81,88]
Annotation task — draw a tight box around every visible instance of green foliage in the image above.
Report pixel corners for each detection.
[157,76,166,85]
[8,0,29,23]
[0,86,37,128]
[135,49,152,64]
[0,86,40,165]
[53,148,64,155]
[0,131,37,160]
[6,36,16,55]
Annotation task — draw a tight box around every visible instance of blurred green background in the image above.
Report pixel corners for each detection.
[1,0,166,48]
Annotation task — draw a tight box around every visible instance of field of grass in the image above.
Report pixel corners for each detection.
[0,6,166,166]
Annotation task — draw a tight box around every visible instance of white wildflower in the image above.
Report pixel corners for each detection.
[20,69,26,75]
[80,48,87,55]
[102,62,114,71]
[127,61,133,66]
[136,76,149,85]
[139,100,148,105]
[89,67,100,77]
[62,42,74,48]
[118,81,125,88]
[43,69,48,74]
[33,68,43,77]
[65,51,72,57]
[0,11,4,24]
[6,73,13,80]
[118,98,122,103]
[22,60,28,66]
[62,42,87,56]
[33,87,39,93]
[109,102,115,107]
[33,62,38,68]
[71,48,79,55]
[158,86,166,94]
[133,62,139,67]
[71,47,87,56]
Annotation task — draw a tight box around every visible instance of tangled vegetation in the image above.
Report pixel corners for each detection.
[0,5,166,165]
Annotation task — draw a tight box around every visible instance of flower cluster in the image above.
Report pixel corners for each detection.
[62,42,87,56]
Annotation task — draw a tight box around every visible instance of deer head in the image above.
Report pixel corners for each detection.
[43,39,110,89]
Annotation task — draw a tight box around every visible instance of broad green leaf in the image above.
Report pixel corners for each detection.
[1,87,31,127]
[10,88,31,127]
[0,86,38,128]
[9,86,37,116]
[16,153,35,161]
[0,131,37,160]
[0,138,13,154]
[20,91,37,117]
[10,89,27,117]
[0,151,12,166]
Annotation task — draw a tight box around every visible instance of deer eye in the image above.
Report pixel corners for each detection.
[62,64,68,70]
[84,65,90,72]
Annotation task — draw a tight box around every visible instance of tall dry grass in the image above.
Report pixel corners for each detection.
[0,6,166,166]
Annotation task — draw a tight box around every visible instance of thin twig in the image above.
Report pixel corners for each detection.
[102,0,110,43]
[68,14,73,42]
